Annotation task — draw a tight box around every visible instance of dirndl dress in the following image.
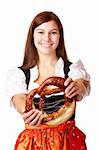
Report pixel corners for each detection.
[14,95,87,150]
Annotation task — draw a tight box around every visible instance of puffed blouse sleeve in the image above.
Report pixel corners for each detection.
[5,67,27,101]
[68,59,90,81]
[68,59,90,96]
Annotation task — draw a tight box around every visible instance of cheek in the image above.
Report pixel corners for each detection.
[34,34,40,41]
[54,36,60,47]
[33,32,41,43]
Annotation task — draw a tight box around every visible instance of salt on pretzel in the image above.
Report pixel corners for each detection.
[26,76,76,125]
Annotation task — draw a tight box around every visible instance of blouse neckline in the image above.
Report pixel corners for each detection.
[28,57,65,91]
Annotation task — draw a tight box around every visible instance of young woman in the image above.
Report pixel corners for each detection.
[6,11,90,150]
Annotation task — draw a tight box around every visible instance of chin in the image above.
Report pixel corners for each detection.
[40,49,55,55]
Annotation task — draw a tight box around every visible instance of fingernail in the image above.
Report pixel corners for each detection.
[66,94,68,97]
[64,82,66,86]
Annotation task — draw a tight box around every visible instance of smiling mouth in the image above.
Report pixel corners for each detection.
[41,43,52,47]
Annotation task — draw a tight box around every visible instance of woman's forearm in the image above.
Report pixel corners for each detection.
[12,94,26,114]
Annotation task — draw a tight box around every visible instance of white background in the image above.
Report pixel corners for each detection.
[0,0,98,149]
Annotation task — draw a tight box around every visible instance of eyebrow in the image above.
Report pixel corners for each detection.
[36,28,59,31]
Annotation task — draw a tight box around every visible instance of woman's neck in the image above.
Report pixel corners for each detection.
[38,54,58,68]
[36,55,58,83]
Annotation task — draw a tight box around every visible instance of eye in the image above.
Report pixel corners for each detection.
[51,31,57,35]
[38,31,44,34]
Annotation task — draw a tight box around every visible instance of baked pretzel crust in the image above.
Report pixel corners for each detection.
[25,76,76,125]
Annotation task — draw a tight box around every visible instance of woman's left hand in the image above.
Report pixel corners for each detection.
[64,77,87,101]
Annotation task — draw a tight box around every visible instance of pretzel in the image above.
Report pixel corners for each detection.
[26,76,76,125]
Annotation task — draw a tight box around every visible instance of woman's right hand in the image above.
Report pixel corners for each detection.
[22,109,43,126]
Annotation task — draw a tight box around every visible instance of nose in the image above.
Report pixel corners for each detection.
[43,33,51,42]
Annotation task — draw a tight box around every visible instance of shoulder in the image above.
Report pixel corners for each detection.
[56,57,72,68]
[6,66,27,87]
[64,59,72,67]
[5,66,27,99]
[7,66,26,79]
[55,58,72,78]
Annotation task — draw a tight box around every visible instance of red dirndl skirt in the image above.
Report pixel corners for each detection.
[14,120,87,150]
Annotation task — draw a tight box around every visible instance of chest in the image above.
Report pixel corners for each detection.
[20,60,72,90]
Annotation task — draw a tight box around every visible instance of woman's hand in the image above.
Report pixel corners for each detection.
[64,77,87,101]
[22,109,43,126]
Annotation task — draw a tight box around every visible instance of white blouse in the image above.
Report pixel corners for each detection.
[5,57,90,102]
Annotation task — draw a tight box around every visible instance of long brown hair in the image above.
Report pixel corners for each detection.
[21,11,68,69]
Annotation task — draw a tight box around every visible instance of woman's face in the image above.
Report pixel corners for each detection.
[33,20,60,56]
